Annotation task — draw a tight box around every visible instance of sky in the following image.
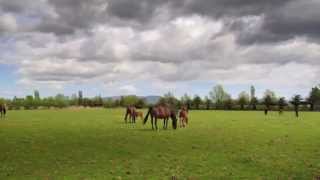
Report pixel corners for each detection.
[0,0,320,99]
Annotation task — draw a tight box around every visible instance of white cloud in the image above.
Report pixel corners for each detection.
[0,13,17,33]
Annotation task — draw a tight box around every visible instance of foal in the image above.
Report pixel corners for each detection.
[134,111,144,121]
[179,106,188,128]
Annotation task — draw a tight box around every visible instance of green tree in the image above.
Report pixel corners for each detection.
[41,98,50,109]
[264,89,278,102]
[224,98,233,110]
[181,94,192,110]
[158,92,179,108]
[103,99,115,108]
[204,96,212,110]
[92,96,103,107]
[250,97,258,110]
[70,94,78,106]
[25,95,34,110]
[121,95,140,107]
[114,99,121,107]
[55,94,69,108]
[263,94,273,111]
[238,91,250,110]
[209,85,230,109]
[263,89,277,111]
[136,98,146,108]
[192,95,202,110]
[291,95,302,118]
[278,97,286,114]
[12,96,23,110]
[307,86,320,111]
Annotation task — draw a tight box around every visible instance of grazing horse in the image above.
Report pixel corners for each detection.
[124,106,137,123]
[143,105,177,130]
[0,104,7,119]
[179,106,188,128]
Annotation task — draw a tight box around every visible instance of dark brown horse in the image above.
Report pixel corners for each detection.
[0,104,7,119]
[124,106,137,123]
[143,105,177,130]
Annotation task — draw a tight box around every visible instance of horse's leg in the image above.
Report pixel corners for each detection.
[182,118,185,128]
[164,118,167,129]
[133,115,136,124]
[181,118,183,127]
[163,119,165,129]
[185,117,188,126]
[151,116,154,130]
[155,117,158,130]
[166,118,168,129]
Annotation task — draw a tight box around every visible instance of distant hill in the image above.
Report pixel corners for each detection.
[103,95,161,105]
[143,96,161,104]
[104,96,121,101]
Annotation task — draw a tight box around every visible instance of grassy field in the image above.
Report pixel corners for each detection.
[0,109,320,179]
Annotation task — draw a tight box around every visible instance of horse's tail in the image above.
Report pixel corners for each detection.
[143,107,152,124]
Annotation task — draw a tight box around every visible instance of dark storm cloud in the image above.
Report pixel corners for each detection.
[262,0,320,42]
[34,0,108,35]
[2,0,319,44]
[0,0,31,13]
[105,0,292,23]
[106,0,320,45]
[225,0,320,45]
[35,21,75,35]
[182,0,292,18]
[107,0,160,22]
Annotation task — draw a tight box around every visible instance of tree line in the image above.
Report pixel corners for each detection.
[0,90,148,110]
[0,85,320,111]
[153,85,320,112]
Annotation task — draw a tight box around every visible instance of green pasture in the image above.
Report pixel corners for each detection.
[0,109,320,179]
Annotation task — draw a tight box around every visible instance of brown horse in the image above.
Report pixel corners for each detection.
[143,105,177,130]
[0,104,7,119]
[179,106,188,128]
[124,106,137,123]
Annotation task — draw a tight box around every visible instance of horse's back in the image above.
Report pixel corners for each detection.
[153,106,170,119]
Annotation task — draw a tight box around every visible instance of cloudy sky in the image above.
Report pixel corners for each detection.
[0,0,319,98]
